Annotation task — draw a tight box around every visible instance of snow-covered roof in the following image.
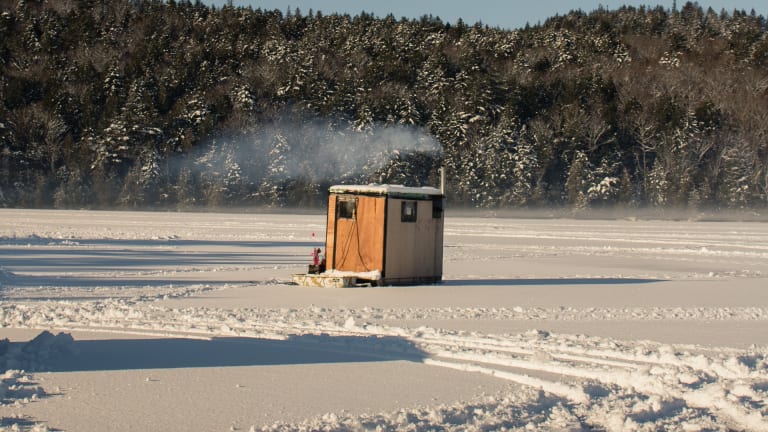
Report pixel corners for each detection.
[329,184,443,198]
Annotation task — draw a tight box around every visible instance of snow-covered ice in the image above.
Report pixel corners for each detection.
[1,209,767,431]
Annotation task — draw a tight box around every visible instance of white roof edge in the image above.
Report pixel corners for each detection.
[329,184,443,196]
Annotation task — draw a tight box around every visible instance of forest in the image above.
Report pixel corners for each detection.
[1,0,767,211]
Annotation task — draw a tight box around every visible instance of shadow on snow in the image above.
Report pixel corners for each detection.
[13,334,427,373]
[0,236,319,249]
[0,238,316,293]
[441,278,661,286]
[0,240,311,271]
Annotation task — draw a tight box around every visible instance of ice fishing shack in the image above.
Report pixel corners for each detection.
[294,183,445,287]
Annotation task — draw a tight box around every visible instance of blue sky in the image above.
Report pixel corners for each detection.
[204,1,767,30]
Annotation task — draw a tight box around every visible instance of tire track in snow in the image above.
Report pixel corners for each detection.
[421,343,768,431]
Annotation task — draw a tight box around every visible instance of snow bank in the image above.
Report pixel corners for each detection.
[0,331,76,373]
[1,331,74,431]
[322,269,382,281]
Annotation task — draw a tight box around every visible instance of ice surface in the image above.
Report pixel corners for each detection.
[1,209,767,431]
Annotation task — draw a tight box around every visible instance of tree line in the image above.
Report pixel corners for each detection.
[1,0,767,211]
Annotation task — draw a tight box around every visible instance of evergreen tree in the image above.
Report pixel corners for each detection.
[0,1,766,210]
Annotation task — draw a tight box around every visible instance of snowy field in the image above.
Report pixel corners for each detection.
[1,208,767,431]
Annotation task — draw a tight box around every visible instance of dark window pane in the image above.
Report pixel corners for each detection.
[432,198,443,218]
[401,201,417,222]
[338,199,357,219]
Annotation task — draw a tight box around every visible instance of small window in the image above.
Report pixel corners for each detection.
[401,201,417,222]
[432,197,443,219]
[338,199,357,219]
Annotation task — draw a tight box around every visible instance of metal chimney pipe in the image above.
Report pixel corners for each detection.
[440,166,446,196]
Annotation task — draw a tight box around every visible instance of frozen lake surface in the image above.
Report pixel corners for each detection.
[1,209,767,431]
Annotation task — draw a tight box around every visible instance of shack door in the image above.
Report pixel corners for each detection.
[326,194,386,273]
